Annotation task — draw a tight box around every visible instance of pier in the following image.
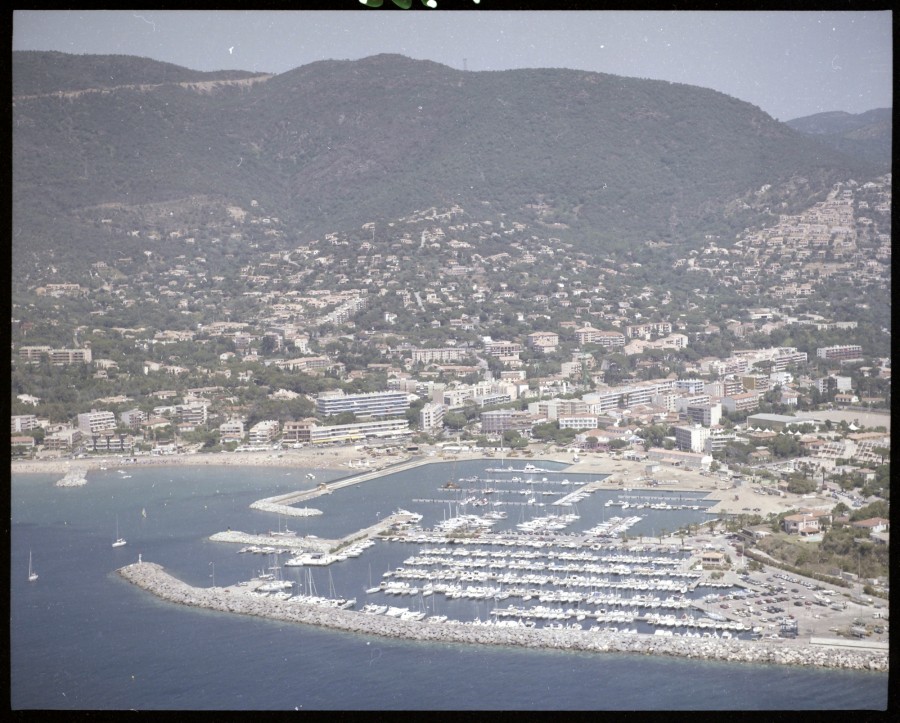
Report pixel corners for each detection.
[210,510,422,557]
[269,457,432,505]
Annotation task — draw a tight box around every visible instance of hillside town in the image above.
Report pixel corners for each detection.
[11,174,890,608]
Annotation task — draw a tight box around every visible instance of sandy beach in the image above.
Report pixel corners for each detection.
[10,445,376,476]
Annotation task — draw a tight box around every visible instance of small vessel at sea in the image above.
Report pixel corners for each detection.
[112,515,127,548]
[28,550,38,582]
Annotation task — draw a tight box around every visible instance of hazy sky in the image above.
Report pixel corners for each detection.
[12,9,892,121]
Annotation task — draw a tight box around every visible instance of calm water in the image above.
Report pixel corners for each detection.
[10,460,888,710]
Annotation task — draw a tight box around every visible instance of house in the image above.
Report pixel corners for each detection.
[782,513,824,535]
[850,517,890,535]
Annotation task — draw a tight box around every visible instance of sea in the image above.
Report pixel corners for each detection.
[10,459,889,711]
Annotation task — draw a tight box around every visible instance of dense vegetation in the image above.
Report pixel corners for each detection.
[786,108,892,170]
[12,51,880,276]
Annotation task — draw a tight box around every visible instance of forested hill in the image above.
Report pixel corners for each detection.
[786,108,892,171]
[12,50,265,96]
[12,51,879,271]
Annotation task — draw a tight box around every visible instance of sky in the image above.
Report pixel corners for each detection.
[12,9,893,121]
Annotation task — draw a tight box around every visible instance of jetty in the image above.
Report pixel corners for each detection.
[55,468,88,487]
[270,458,431,506]
[210,509,422,557]
[117,561,888,672]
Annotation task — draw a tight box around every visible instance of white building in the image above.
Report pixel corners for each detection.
[419,403,445,431]
[674,424,710,453]
[248,420,280,446]
[219,419,245,442]
[77,410,117,435]
[11,414,39,434]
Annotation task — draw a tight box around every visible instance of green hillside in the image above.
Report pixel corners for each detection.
[12,51,879,271]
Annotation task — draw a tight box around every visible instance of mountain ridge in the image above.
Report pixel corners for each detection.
[785,108,891,170]
[12,51,881,272]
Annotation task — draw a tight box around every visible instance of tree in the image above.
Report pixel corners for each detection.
[443,412,467,431]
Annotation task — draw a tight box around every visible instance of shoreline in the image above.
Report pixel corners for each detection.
[117,561,888,673]
[11,446,834,517]
[9,446,401,476]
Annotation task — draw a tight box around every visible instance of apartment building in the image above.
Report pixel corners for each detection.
[816,345,864,362]
[119,409,147,431]
[480,409,534,435]
[247,420,280,446]
[284,417,410,445]
[625,321,673,339]
[419,402,445,431]
[685,402,722,427]
[483,340,523,357]
[85,433,134,453]
[175,403,209,427]
[526,331,559,353]
[721,392,761,415]
[674,394,711,413]
[582,380,677,413]
[219,419,246,442]
[558,414,600,431]
[674,424,710,453]
[411,347,470,364]
[674,378,706,395]
[574,326,626,347]
[704,377,745,398]
[316,390,410,418]
[43,428,83,450]
[77,410,117,435]
[49,347,93,365]
[11,414,39,434]
[18,346,52,362]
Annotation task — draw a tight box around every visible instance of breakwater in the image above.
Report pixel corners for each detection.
[118,562,887,672]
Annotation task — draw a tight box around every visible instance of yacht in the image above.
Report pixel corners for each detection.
[112,515,127,548]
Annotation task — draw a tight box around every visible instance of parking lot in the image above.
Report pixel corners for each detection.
[708,563,888,645]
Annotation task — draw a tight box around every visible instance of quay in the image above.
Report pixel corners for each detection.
[210,510,421,557]
[268,457,432,505]
[117,561,888,672]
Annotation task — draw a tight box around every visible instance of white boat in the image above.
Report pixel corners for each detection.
[28,550,38,582]
[112,515,127,548]
[269,515,297,537]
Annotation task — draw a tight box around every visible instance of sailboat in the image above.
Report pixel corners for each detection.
[28,550,38,582]
[112,515,127,547]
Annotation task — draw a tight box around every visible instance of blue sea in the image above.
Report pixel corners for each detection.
[10,460,889,710]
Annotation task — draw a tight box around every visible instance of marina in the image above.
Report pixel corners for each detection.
[12,460,889,710]
[110,458,886,666]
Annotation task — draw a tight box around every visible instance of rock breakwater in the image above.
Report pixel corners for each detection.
[118,562,887,672]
